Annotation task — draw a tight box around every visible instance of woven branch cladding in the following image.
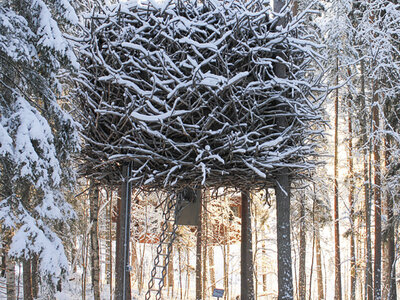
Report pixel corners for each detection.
[77,0,324,189]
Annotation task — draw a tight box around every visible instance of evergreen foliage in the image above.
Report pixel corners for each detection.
[0,0,79,292]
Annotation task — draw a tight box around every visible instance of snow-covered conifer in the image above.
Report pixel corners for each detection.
[0,0,79,294]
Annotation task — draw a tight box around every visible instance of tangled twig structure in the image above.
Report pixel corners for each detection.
[76,0,324,190]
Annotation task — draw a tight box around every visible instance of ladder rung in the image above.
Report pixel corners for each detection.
[153,277,164,280]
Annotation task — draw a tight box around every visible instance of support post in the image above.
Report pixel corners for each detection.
[275,172,293,300]
[115,162,132,300]
[241,190,254,300]
[195,189,203,300]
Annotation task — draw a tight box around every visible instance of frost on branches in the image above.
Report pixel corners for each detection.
[0,0,78,292]
[77,0,325,191]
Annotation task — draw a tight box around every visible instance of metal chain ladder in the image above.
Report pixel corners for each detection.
[145,194,181,300]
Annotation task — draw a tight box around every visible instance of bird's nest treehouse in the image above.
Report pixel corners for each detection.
[76,0,324,298]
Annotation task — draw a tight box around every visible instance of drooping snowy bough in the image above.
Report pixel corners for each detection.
[76,0,325,191]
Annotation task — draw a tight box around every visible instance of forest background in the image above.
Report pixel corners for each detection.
[0,0,399,300]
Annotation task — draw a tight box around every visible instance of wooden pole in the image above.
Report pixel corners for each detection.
[275,172,293,300]
[241,190,254,300]
[195,189,203,300]
[115,163,132,300]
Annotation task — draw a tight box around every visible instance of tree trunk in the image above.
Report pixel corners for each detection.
[347,96,356,300]
[82,224,89,300]
[360,59,373,300]
[275,172,293,300]
[196,189,203,300]
[382,130,396,300]
[186,244,190,300]
[253,201,259,300]
[178,246,183,300]
[208,246,216,292]
[262,238,267,293]
[90,182,101,300]
[315,227,324,300]
[168,244,174,297]
[372,81,382,300]
[241,190,254,300]
[23,259,33,300]
[333,57,342,300]
[115,163,132,300]
[1,244,5,278]
[31,254,39,298]
[386,203,397,300]
[6,254,16,300]
[223,245,227,299]
[299,194,306,300]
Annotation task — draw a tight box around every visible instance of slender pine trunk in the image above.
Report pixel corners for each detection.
[208,246,215,292]
[359,59,373,300]
[372,81,381,300]
[299,194,306,300]
[315,227,324,300]
[168,243,174,297]
[90,182,101,300]
[334,57,342,300]
[347,96,356,300]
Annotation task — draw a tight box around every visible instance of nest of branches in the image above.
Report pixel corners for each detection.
[76,0,324,190]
